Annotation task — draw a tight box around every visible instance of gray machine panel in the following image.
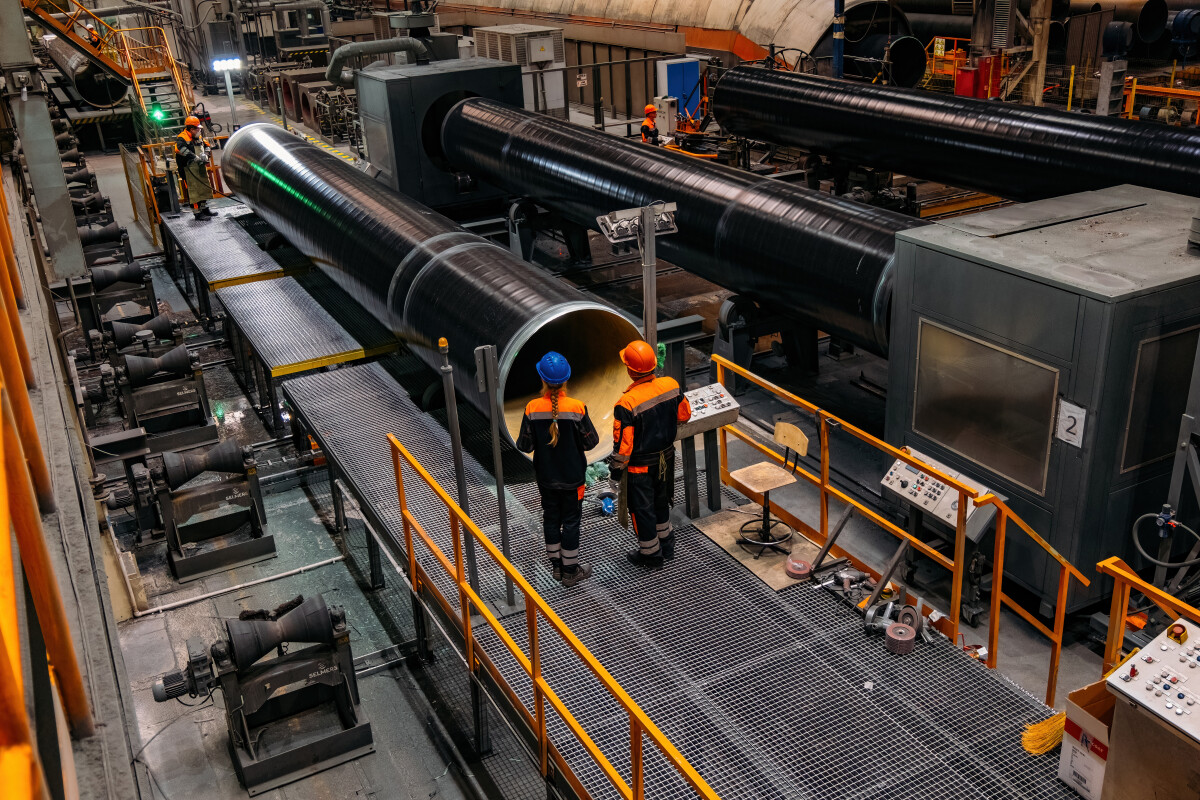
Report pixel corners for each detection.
[356,57,522,209]
[888,187,1200,611]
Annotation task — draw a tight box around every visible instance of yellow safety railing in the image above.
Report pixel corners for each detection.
[1097,557,1200,675]
[118,26,197,122]
[1,181,93,796]
[389,434,719,800]
[711,353,1090,706]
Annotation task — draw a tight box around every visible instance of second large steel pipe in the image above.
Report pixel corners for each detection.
[712,65,1200,202]
[441,99,924,357]
[221,124,637,459]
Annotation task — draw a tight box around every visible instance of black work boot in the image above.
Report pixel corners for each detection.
[660,534,676,560]
[561,563,592,587]
[200,206,218,218]
[626,550,664,569]
[551,559,562,582]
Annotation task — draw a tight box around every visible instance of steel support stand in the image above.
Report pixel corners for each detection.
[475,344,514,606]
[440,339,479,591]
[682,436,700,518]
[640,204,658,350]
[223,69,239,130]
[833,0,845,79]
[703,428,721,512]
[471,665,492,756]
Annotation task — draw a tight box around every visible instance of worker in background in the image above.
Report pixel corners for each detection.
[516,352,600,587]
[609,340,691,568]
[175,115,216,220]
[86,23,101,49]
[641,104,660,145]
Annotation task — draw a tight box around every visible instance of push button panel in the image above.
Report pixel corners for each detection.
[1110,618,1200,745]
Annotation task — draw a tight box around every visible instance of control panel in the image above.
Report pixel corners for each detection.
[676,383,740,440]
[880,447,997,541]
[1107,618,1200,746]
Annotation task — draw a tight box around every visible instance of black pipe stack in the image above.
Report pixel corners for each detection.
[441,99,924,357]
[711,65,1200,202]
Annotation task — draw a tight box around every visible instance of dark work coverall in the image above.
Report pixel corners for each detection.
[516,389,599,571]
[611,375,692,556]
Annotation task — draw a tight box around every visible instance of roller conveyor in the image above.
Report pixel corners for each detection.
[282,357,1075,800]
[216,273,397,433]
[160,205,310,321]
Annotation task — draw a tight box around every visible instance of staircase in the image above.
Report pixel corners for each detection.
[21,0,195,143]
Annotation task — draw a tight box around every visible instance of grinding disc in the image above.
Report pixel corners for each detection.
[886,622,916,655]
[786,558,812,580]
[897,604,922,631]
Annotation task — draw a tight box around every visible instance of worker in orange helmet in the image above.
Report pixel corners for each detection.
[516,352,600,586]
[609,340,691,568]
[85,23,101,49]
[640,103,660,145]
[175,115,216,220]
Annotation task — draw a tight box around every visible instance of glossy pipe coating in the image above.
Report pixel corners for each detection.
[712,65,1200,202]
[221,124,636,459]
[442,99,925,357]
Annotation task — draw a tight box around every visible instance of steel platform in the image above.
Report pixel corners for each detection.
[161,205,309,321]
[282,357,1074,800]
[217,272,396,433]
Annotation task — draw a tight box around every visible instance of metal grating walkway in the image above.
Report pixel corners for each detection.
[161,205,308,289]
[215,275,396,377]
[282,357,1076,800]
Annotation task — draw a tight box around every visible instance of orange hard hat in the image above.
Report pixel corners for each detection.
[620,340,657,374]
[184,115,201,127]
[644,104,657,115]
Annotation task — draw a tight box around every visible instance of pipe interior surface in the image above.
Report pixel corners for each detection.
[441,98,925,358]
[220,124,636,460]
[712,65,1200,202]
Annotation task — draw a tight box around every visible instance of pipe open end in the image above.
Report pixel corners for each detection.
[500,306,641,464]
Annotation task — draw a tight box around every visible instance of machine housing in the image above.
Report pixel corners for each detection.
[886,186,1200,612]
[356,57,522,208]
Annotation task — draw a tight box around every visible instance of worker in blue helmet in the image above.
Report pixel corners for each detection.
[516,351,599,586]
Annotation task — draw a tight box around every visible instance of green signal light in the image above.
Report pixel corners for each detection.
[150,105,165,122]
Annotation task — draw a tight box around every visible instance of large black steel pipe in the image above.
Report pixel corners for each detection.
[221,124,637,458]
[441,99,925,358]
[42,35,127,109]
[712,65,1200,202]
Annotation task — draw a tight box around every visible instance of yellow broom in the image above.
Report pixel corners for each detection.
[1021,647,1140,755]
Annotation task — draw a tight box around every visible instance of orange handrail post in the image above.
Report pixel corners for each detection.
[2,391,91,737]
[0,298,52,511]
[0,199,32,388]
[709,353,1089,706]
[1097,557,1200,674]
[0,189,27,309]
[388,433,722,800]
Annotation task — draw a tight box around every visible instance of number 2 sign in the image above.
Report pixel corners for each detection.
[1056,399,1086,448]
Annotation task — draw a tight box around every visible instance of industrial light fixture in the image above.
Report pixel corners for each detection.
[596,201,678,349]
[211,57,242,130]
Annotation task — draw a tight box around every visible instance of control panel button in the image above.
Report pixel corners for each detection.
[1169,624,1189,645]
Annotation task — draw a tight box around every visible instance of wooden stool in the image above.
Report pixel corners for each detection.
[729,462,797,557]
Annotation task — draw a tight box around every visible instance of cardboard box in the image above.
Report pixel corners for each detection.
[1059,679,1114,800]
[1101,694,1200,800]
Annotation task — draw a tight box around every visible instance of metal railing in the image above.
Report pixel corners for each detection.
[1097,556,1200,675]
[388,434,719,800]
[711,353,1090,706]
[1,180,92,796]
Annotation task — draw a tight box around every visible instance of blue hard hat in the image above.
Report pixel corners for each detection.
[536,351,571,384]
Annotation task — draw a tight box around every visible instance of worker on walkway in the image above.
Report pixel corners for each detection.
[640,104,660,145]
[86,23,101,49]
[609,340,691,568]
[516,352,600,587]
[175,116,216,220]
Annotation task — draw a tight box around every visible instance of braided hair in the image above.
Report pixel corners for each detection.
[543,381,566,447]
